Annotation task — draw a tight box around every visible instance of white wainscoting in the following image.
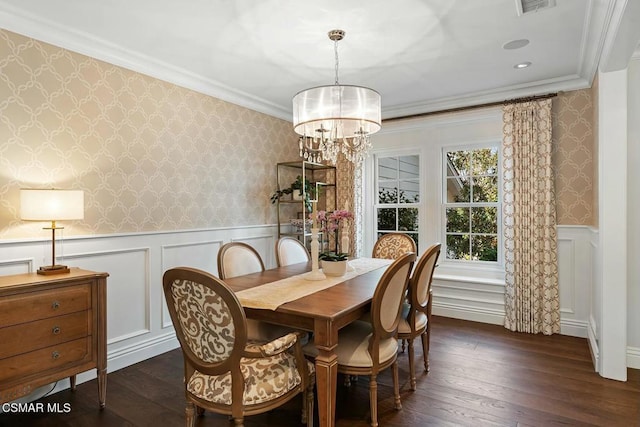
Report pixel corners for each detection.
[432,225,594,339]
[0,225,279,397]
[0,223,612,399]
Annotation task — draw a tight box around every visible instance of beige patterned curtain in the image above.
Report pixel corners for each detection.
[335,154,359,257]
[502,99,560,335]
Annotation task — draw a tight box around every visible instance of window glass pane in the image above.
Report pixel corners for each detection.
[447,177,470,202]
[471,235,498,261]
[446,151,470,177]
[378,185,398,204]
[398,208,419,232]
[472,177,498,202]
[377,208,396,230]
[399,180,420,203]
[471,207,497,234]
[446,207,469,233]
[398,155,419,179]
[378,157,397,180]
[446,234,469,260]
[471,148,498,176]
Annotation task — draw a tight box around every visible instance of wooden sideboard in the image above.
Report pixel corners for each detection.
[0,268,108,407]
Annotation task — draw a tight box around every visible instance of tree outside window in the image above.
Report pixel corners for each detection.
[444,147,499,262]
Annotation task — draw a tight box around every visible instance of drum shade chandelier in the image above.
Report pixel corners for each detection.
[292,30,381,165]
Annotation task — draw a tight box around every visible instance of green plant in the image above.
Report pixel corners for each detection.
[319,251,348,262]
[270,175,316,212]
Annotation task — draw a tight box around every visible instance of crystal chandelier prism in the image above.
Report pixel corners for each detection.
[292,30,381,164]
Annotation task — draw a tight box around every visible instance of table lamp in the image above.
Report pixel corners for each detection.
[20,189,84,275]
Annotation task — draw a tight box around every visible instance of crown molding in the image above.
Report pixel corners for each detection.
[0,1,615,122]
[0,5,291,121]
[382,75,590,120]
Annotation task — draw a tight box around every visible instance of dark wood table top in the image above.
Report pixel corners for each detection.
[223,261,388,324]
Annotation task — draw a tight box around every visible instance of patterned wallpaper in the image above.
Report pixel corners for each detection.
[552,89,594,225]
[0,29,299,239]
[0,28,596,240]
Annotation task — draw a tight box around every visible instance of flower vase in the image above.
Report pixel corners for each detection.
[321,260,348,277]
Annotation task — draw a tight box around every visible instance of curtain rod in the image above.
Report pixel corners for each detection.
[382,92,558,123]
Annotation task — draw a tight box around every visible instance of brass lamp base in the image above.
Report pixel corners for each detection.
[37,264,70,276]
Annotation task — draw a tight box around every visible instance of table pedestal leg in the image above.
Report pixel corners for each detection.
[315,347,338,427]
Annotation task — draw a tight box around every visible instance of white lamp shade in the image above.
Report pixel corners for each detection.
[20,189,84,221]
[292,85,381,138]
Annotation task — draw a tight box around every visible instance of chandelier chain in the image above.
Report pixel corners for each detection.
[334,38,339,85]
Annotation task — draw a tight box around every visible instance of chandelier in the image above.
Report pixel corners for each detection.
[292,29,381,164]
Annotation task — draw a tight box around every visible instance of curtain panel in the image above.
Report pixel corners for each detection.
[336,154,359,257]
[502,99,560,335]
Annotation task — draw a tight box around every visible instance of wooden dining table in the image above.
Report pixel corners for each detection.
[223,260,390,427]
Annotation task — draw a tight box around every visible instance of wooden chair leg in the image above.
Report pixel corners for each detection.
[306,384,315,427]
[407,337,417,391]
[369,374,378,427]
[185,402,196,427]
[420,330,430,372]
[392,361,401,411]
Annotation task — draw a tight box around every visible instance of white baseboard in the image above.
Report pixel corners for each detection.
[588,316,600,372]
[433,302,505,326]
[560,318,589,338]
[627,347,640,369]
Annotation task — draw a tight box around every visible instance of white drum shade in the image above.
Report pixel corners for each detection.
[292,85,381,139]
[20,189,84,221]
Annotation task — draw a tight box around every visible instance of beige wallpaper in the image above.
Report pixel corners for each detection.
[552,89,595,225]
[0,28,596,240]
[0,29,299,239]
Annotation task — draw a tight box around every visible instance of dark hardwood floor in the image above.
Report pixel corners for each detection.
[2,316,639,426]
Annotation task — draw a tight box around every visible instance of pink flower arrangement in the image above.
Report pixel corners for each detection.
[309,209,354,254]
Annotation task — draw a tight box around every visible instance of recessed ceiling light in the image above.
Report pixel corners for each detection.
[503,39,530,50]
[514,62,532,69]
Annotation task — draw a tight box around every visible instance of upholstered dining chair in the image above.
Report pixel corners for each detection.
[217,241,301,342]
[372,232,417,260]
[276,236,311,267]
[397,243,441,391]
[163,267,315,427]
[304,252,416,427]
[217,241,266,280]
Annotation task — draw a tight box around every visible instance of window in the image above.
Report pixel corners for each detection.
[444,146,499,262]
[375,155,420,249]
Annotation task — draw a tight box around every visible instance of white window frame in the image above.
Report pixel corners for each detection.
[373,153,421,246]
[441,143,503,267]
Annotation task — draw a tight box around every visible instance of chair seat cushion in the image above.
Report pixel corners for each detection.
[304,320,398,368]
[187,351,315,406]
[397,302,428,335]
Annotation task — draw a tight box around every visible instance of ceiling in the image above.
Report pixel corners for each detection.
[0,0,631,121]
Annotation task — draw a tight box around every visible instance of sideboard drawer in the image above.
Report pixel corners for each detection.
[0,337,92,384]
[0,311,91,359]
[0,284,91,327]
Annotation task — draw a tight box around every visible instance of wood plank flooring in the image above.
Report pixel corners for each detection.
[1,316,638,426]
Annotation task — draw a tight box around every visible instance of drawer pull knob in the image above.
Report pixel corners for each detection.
[52,351,60,360]
[52,326,61,334]
[52,301,60,310]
